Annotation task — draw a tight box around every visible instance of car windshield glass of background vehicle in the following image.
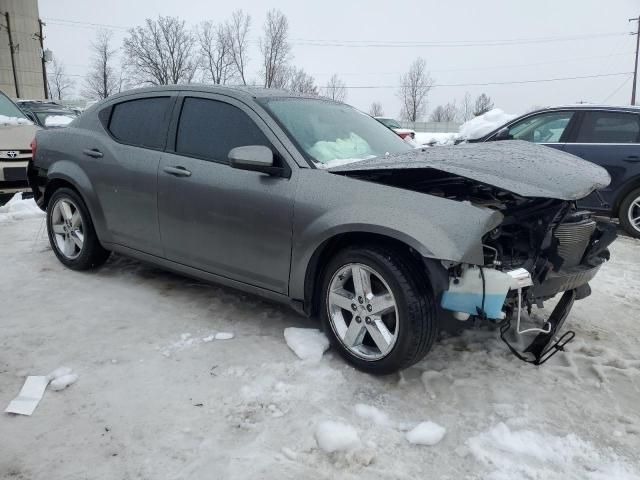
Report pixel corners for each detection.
[261,98,411,168]
[0,92,29,120]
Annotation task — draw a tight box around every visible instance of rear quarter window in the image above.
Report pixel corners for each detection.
[108,97,173,149]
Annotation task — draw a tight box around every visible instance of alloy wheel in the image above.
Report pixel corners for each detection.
[627,194,640,234]
[51,198,84,259]
[326,263,399,361]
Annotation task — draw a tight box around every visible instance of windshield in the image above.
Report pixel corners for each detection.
[0,92,28,120]
[260,98,412,168]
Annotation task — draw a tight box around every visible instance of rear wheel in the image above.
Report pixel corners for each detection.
[619,187,640,239]
[319,245,437,375]
[47,188,110,269]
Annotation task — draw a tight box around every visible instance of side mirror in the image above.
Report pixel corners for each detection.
[228,145,288,177]
[494,127,512,141]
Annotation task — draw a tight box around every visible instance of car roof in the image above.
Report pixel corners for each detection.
[105,84,330,104]
[531,104,640,114]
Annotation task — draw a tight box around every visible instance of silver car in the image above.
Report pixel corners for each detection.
[28,86,616,374]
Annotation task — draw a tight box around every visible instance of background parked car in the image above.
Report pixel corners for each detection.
[0,91,39,195]
[16,100,78,129]
[470,105,640,238]
[375,116,416,139]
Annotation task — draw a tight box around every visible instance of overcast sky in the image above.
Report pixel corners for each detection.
[40,0,639,117]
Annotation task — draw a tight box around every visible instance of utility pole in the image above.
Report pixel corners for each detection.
[4,12,20,98]
[38,19,48,99]
[630,15,640,105]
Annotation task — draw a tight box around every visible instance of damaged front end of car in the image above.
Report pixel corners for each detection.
[330,141,616,365]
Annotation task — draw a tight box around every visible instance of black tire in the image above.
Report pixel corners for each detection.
[618,187,640,239]
[319,245,437,375]
[47,187,110,270]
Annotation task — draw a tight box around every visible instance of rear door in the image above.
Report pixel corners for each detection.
[563,110,640,211]
[157,94,297,294]
[90,95,176,255]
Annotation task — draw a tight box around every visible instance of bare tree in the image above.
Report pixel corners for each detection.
[198,21,233,85]
[429,102,458,122]
[47,56,74,100]
[225,9,251,85]
[398,57,433,122]
[123,16,197,86]
[369,102,384,117]
[459,92,474,121]
[83,29,120,100]
[473,93,494,116]
[324,74,347,102]
[287,67,318,94]
[259,9,291,88]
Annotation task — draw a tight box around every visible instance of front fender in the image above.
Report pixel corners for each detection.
[289,170,503,300]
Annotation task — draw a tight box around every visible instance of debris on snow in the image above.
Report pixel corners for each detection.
[50,373,79,391]
[47,366,73,382]
[4,376,49,416]
[0,193,45,224]
[468,422,639,480]
[406,421,446,446]
[315,420,361,453]
[215,332,234,340]
[202,334,215,343]
[284,327,329,362]
[281,447,298,460]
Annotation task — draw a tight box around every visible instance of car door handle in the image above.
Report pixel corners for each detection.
[624,155,640,163]
[82,148,103,158]
[163,166,192,177]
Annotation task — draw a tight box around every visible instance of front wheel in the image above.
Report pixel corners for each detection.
[619,187,640,239]
[320,245,437,375]
[47,188,110,270]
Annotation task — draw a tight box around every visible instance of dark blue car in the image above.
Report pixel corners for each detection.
[470,105,640,238]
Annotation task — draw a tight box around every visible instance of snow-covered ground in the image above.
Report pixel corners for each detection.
[1,213,640,479]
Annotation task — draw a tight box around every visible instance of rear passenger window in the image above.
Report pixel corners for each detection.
[176,97,270,162]
[576,112,640,144]
[108,97,172,149]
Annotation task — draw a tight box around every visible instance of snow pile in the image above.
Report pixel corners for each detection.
[315,420,360,453]
[47,366,78,391]
[459,108,517,140]
[0,193,44,223]
[354,403,393,428]
[468,422,640,480]
[0,115,32,126]
[405,421,446,446]
[44,115,74,127]
[284,327,329,362]
[414,131,460,146]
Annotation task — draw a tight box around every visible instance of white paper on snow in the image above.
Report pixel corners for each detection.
[4,376,49,416]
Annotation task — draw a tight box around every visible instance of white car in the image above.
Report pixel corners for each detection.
[375,117,415,140]
[0,91,39,195]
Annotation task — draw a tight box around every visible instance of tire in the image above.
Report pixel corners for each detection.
[46,187,110,270]
[319,245,437,375]
[618,187,640,239]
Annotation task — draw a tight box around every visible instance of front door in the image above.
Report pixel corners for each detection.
[158,95,297,294]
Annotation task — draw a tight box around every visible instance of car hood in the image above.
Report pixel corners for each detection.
[328,140,611,200]
[0,123,40,150]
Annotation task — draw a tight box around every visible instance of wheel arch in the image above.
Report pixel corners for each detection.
[613,174,640,214]
[300,231,448,317]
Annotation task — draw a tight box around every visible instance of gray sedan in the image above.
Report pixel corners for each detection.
[28,86,616,374]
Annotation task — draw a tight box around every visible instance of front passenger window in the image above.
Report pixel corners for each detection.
[176,97,271,162]
[507,111,574,143]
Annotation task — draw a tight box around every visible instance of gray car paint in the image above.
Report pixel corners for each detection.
[29,85,609,311]
[330,140,611,201]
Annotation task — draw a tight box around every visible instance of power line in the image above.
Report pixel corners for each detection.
[338,72,634,89]
[601,74,633,102]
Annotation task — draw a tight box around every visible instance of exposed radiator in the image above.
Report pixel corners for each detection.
[554,218,596,268]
